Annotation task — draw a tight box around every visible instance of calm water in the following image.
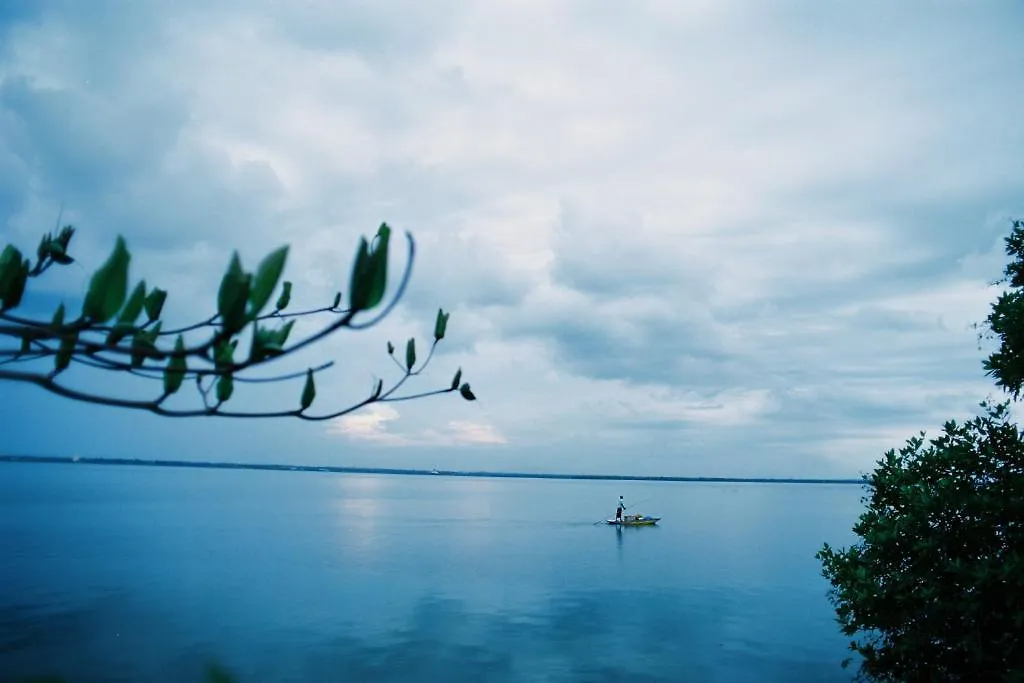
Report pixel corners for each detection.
[0,462,864,683]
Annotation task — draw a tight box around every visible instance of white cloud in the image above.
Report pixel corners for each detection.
[326,405,506,448]
[1,0,1021,477]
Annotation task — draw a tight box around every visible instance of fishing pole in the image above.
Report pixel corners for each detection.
[591,496,655,525]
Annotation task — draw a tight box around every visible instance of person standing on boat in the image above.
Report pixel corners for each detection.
[615,496,625,523]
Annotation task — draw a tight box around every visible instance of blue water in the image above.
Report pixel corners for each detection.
[0,462,864,682]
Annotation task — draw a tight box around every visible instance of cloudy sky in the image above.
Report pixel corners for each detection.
[0,1,1021,478]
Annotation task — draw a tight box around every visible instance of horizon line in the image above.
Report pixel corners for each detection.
[0,454,864,485]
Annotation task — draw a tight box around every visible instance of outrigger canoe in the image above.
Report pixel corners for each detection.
[606,515,660,527]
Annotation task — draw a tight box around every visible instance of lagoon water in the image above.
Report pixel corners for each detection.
[0,462,864,682]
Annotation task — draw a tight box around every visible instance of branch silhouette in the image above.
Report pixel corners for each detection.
[0,222,477,418]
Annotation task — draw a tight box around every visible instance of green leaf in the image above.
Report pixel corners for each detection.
[273,319,295,350]
[105,323,135,347]
[451,367,462,391]
[4,258,30,311]
[301,368,316,410]
[216,373,234,403]
[144,288,167,322]
[54,330,77,374]
[0,244,22,305]
[0,246,29,311]
[348,237,372,311]
[118,281,147,325]
[275,281,292,311]
[348,223,392,312]
[213,338,236,368]
[365,223,391,310]
[405,337,416,371]
[249,321,291,363]
[434,308,449,341]
[82,235,131,323]
[130,322,163,368]
[163,335,187,395]
[217,252,250,333]
[332,292,342,309]
[51,302,65,328]
[249,325,269,363]
[249,245,289,318]
[56,225,75,251]
[459,383,476,401]
[36,233,53,263]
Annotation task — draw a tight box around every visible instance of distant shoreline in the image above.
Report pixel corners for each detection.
[0,454,863,485]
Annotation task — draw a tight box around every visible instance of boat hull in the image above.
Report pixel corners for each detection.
[606,516,660,526]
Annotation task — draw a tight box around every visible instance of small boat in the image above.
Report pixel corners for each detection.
[606,515,660,527]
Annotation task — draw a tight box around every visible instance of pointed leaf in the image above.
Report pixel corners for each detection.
[144,288,167,322]
[51,302,66,328]
[82,236,131,323]
[0,247,28,311]
[275,281,292,311]
[36,234,52,263]
[405,337,416,371]
[347,237,372,311]
[3,259,30,311]
[54,330,77,374]
[301,368,316,410]
[451,368,462,391]
[164,335,187,395]
[332,292,341,309]
[217,252,250,333]
[117,281,147,325]
[434,308,449,341]
[365,223,391,310]
[0,244,22,306]
[57,225,75,251]
[372,378,383,399]
[459,383,476,401]
[249,245,289,318]
[129,322,163,368]
[387,341,394,355]
[272,320,295,351]
[216,373,234,403]
[248,324,269,363]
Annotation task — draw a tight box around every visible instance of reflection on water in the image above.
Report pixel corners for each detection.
[1,590,847,683]
[0,463,863,683]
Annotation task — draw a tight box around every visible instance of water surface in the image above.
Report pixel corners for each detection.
[0,462,863,682]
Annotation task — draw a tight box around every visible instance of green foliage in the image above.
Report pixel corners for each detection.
[434,307,449,341]
[406,337,416,371]
[0,244,30,310]
[0,221,478,419]
[817,402,1024,681]
[819,218,1024,682]
[984,220,1024,399]
[248,245,288,318]
[300,368,316,410]
[81,235,130,323]
[348,223,390,311]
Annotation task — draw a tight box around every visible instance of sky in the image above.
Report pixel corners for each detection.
[0,0,1021,479]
